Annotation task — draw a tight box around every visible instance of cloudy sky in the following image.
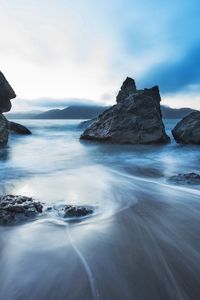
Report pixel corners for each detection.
[0,0,200,111]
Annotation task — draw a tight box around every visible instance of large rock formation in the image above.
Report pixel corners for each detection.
[0,71,16,144]
[0,71,16,113]
[172,111,200,144]
[80,77,169,144]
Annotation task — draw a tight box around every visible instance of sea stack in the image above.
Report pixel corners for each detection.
[80,77,170,144]
[0,71,16,144]
[172,111,200,144]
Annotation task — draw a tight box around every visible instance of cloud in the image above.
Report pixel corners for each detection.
[140,42,200,94]
[0,0,200,110]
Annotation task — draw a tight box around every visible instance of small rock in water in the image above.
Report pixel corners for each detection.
[64,205,93,218]
[0,195,43,225]
[8,121,32,135]
[168,173,200,185]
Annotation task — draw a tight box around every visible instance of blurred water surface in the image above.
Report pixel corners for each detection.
[0,119,200,300]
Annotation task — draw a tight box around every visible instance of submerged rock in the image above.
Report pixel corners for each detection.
[80,77,169,144]
[172,111,200,144]
[168,173,200,185]
[64,205,93,218]
[8,121,32,135]
[0,195,43,225]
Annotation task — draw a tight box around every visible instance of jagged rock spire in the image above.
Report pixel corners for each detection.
[116,77,137,103]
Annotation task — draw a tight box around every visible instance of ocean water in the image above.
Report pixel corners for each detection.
[0,119,200,300]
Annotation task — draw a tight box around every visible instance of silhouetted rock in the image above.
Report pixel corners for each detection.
[168,173,200,185]
[64,205,93,218]
[8,121,32,135]
[0,115,8,144]
[172,111,200,144]
[0,71,16,144]
[0,71,16,113]
[81,78,169,144]
[0,195,43,225]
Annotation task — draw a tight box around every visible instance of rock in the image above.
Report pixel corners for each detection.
[116,77,137,103]
[0,115,8,144]
[78,118,97,129]
[64,205,93,218]
[8,121,32,135]
[0,195,43,225]
[168,173,200,185]
[172,111,200,144]
[0,71,16,144]
[0,71,16,113]
[80,78,169,144]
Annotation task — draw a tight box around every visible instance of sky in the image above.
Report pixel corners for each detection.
[0,0,200,111]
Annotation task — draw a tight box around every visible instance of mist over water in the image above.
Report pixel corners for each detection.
[1,119,200,300]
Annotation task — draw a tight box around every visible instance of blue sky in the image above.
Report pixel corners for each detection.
[0,0,199,111]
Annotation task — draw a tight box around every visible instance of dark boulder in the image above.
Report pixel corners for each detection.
[8,121,32,135]
[0,195,43,225]
[81,78,169,144]
[64,205,93,218]
[172,111,200,144]
[168,173,200,185]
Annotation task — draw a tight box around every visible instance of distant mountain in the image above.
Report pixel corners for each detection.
[161,106,196,119]
[32,105,109,119]
[5,105,197,120]
[5,110,42,119]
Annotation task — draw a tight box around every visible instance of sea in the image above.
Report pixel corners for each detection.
[0,119,200,300]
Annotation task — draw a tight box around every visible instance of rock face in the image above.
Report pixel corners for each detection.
[0,195,43,225]
[168,173,200,185]
[172,111,200,144]
[0,115,9,144]
[0,71,16,113]
[8,121,32,135]
[0,71,16,144]
[81,77,169,144]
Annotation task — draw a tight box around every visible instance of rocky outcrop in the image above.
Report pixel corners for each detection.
[81,77,169,144]
[0,71,16,144]
[172,111,200,144]
[168,173,200,185]
[0,71,16,113]
[8,121,32,135]
[0,195,43,225]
